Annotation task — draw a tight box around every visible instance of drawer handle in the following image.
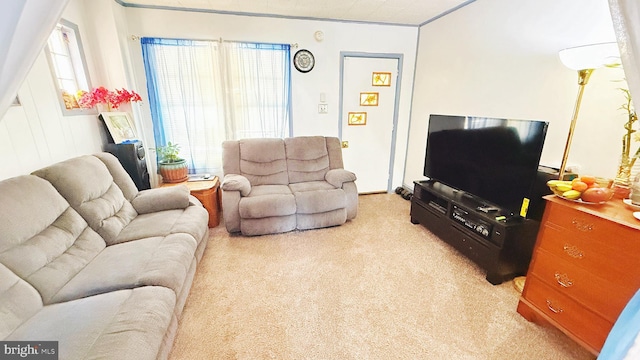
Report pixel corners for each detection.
[563,244,584,259]
[554,272,574,288]
[546,299,564,314]
[571,219,594,232]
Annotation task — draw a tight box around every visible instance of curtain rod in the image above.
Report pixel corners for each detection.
[130,35,298,48]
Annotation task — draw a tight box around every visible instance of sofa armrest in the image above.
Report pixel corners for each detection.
[188,194,203,207]
[131,185,191,214]
[222,174,251,196]
[325,169,357,188]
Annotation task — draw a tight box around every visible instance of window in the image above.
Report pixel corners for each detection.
[142,38,292,176]
[45,19,93,115]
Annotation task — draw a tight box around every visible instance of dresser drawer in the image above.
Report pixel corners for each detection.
[523,275,612,351]
[544,201,637,241]
[535,223,640,282]
[528,248,635,322]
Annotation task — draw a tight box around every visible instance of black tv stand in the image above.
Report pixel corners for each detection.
[410,180,539,285]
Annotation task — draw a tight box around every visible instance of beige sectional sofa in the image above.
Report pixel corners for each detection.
[221,136,358,236]
[0,153,209,359]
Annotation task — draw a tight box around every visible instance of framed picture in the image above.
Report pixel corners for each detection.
[372,72,392,86]
[348,112,367,126]
[359,92,379,106]
[99,112,138,144]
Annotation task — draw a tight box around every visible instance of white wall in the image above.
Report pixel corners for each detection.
[0,1,418,187]
[404,0,625,188]
[0,0,107,180]
[121,6,419,187]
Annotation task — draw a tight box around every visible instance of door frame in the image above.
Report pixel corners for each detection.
[338,51,403,193]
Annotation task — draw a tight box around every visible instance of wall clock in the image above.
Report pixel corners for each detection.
[293,49,315,73]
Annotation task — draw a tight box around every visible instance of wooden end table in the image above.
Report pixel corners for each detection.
[160,177,221,228]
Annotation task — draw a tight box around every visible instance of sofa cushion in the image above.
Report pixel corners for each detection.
[0,175,106,305]
[32,155,138,245]
[94,152,140,201]
[285,136,330,183]
[115,206,209,245]
[49,234,197,303]
[5,286,175,360]
[0,264,43,339]
[131,185,191,214]
[238,138,289,185]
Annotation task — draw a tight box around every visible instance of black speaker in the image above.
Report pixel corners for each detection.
[104,141,151,191]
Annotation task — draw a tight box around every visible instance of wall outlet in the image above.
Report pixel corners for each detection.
[318,104,328,114]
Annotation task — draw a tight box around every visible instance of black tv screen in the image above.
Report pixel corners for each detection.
[423,114,549,216]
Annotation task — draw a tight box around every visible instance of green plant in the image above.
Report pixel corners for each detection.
[156,141,183,163]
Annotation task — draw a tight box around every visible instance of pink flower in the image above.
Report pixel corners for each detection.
[77,87,142,109]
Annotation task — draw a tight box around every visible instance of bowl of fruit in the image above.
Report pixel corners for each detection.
[547,175,614,204]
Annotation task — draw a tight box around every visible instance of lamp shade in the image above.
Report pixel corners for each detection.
[558,42,620,70]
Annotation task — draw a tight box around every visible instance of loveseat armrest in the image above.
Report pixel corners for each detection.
[131,185,190,214]
[222,174,251,196]
[325,169,357,188]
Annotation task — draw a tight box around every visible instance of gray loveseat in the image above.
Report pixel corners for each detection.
[221,136,358,236]
[0,153,209,359]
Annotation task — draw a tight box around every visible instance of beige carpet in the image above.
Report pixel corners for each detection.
[169,194,595,359]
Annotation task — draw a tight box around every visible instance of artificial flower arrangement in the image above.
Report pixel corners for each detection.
[77,86,142,110]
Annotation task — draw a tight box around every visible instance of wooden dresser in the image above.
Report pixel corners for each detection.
[517,195,640,355]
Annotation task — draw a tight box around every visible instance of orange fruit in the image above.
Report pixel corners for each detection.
[572,181,588,192]
[580,175,596,185]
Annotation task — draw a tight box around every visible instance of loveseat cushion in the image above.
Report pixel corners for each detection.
[0,175,106,305]
[239,194,296,219]
[238,184,295,218]
[221,174,251,196]
[237,138,289,185]
[48,233,197,303]
[0,264,43,339]
[32,156,137,245]
[285,136,331,183]
[325,169,357,188]
[5,286,175,360]
[293,188,347,214]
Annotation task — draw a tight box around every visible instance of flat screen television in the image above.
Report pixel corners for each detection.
[423,114,549,217]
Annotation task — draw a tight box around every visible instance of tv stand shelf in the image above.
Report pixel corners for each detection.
[410,180,540,284]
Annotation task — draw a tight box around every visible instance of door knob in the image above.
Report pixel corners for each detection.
[341,141,349,148]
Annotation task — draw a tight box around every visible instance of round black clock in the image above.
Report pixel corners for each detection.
[293,49,315,73]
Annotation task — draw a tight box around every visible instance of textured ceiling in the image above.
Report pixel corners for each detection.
[120,0,474,26]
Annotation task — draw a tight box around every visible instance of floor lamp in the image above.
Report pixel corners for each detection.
[557,42,620,180]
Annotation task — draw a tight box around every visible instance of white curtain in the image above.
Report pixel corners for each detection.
[0,0,70,119]
[606,5,640,359]
[141,38,291,176]
[609,0,640,106]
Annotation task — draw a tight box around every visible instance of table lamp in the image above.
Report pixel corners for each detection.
[557,42,620,180]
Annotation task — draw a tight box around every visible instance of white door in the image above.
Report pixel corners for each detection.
[341,55,399,193]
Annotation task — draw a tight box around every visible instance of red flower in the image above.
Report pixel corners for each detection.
[77,87,142,109]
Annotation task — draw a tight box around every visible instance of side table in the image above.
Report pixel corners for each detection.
[160,177,221,228]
